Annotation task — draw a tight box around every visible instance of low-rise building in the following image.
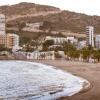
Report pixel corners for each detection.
[67,36,78,44]
[77,41,87,49]
[27,51,55,60]
[23,22,43,32]
[45,36,77,45]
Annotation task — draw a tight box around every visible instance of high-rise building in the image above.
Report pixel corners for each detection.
[95,35,100,49]
[86,26,94,47]
[0,14,19,51]
[0,14,6,35]
[7,34,19,51]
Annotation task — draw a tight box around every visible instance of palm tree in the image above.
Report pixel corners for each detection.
[81,48,91,62]
[68,50,80,61]
[92,50,100,63]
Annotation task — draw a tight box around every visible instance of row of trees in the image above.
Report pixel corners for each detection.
[65,44,100,63]
[42,40,100,63]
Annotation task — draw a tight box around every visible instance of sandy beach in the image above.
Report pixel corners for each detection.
[32,60,100,100]
[0,57,100,100]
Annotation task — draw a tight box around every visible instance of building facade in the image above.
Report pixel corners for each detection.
[86,26,94,47]
[0,14,19,51]
[95,35,100,49]
[0,14,6,35]
[7,34,19,51]
[27,51,55,60]
[45,36,77,45]
[0,34,19,51]
[0,34,7,47]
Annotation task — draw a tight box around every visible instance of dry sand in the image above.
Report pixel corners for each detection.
[32,60,100,100]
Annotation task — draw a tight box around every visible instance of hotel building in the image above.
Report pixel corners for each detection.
[0,14,19,51]
[86,26,94,47]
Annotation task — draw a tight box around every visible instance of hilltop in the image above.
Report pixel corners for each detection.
[0,2,100,42]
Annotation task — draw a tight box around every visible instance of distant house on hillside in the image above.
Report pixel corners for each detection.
[45,36,77,45]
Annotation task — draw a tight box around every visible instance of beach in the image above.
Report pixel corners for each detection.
[32,60,100,100]
[0,56,100,100]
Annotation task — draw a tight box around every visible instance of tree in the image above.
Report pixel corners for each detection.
[25,44,34,52]
[92,50,100,62]
[81,48,91,62]
[42,40,54,51]
[68,50,80,61]
[63,42,76,53]
[63,42,77,59]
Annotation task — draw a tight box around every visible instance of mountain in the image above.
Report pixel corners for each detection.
[0,2,60,22]
[0,2,100,34]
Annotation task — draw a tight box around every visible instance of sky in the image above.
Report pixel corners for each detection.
[0,0,100,16]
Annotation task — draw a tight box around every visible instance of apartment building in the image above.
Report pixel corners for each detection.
[86,26,94,47]
[0,34,19,51]
[0,14,19,51]
[0,14,6,35]
[95,35,100,49]
[7,34,19,51]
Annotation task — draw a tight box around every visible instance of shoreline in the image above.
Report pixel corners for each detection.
[0,59,100,100]
[29,60,100,100]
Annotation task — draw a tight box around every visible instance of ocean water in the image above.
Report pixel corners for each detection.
[0,60,89,100]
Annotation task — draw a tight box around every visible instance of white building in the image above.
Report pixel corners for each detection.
[95,35,100,49]
[27,51,55,60]
[45,36,67,44]
[67,36,78,44]
[45,36,77,45]
[0,14,6,35]
[23,22,43,32]
[78,41,87,49]
[86,26,94,47]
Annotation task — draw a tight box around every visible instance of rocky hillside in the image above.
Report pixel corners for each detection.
[0,2,100,34]
[0,2,60,22]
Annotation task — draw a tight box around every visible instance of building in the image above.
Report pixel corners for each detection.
[0,34,7,47]
[0,14,19,51]
[7,34,19,51]
[23,22,43,32]
[0,14,6,35]
[27,51,55,60]
[77,40,87,49]
[86,26,94,47]
[45,36,77,45]
[95,35,100,49]
[0,34,19,51]
[66,36,78,44]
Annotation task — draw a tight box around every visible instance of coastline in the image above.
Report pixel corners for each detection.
[30,60,100,100]
[0,58,100,100]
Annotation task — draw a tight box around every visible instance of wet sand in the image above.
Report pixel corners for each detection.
[32,60,100,100]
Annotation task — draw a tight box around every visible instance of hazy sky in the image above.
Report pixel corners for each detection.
[0,0,100,16]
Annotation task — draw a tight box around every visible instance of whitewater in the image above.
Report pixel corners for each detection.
[0,61,89,100]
